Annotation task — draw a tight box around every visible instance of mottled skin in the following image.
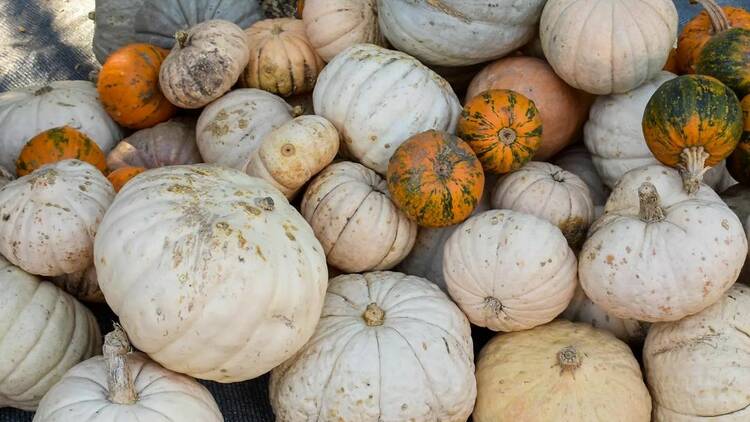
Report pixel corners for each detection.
[728,95,750,184]
[696,28,750,98]
[16,126,107,176]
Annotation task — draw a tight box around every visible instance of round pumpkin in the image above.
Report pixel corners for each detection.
[562,286,649,345]
[643,74,743,194]
[387,130,484,228]
[91,0,144,63]
[106,117,202,170]
[16,126,107,177]
[456,89,542,174]
[51,265,104,303]
[540,0,678,95]
[696,28,750,98]
[552,145,609,210]
[270,271,476,422]
[97,43,176,129]
[728,95,750,184]
[107,166,146,192]
[474,320,651,422]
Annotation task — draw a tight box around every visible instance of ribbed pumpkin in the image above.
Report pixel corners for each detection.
[97,43,176,129]
[696,27,750,98]
[16,127,107,177]
[456,89,542,174]
[642,75,743,194]
[107,166,146,192]
[387,130,484,228]
[728,95,750,184]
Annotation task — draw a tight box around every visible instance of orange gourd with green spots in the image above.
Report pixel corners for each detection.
[16,126,107,176]
[387,130,484,228]
[696,28,750,98]
[107,166,146,192]
[728,95,750,184]
[457,89,542,174]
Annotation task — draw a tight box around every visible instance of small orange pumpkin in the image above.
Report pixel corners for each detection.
[387,130,484,228]
[16,126,107,176]
[663,48,680,73]
[97,43,176,129]
[107,166,146,192]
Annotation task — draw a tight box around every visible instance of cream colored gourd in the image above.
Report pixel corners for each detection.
[197,89,296,169]
[0,81,122,173]
[553,145,609,209]
[378,0,546,66]
[0,257,101,411]
[491,162,595,248]
[270,271,476,422]
[474,320,651,422]
[443,209,577,331]
[302,0,384,62]
[160,20,249,108]
[94,165,327,382]
[51,266,104,303]
[562,286,649,344]
[33,325,223,421]
[245,115,339,199]
[540,0,678,94]
[313,44,461,174]
[0,160,114,276]
[644,284,750,421]
[580,165,747,322]
[301,161,417,272]
[107,117,202,170]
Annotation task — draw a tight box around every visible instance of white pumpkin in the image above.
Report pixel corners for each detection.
[302,0,385,62]
[552,145,609,209]
[270,271,476,422]
[644,284,750,421]
[301,161,417,273]
[94,165,328,382]
[0,160,114,276]
[443,209,577,331]
[313,43,461,174]
[562,286,649,344]
[377,0,546,66]
[0,257,101,411]
[33,325,223,422]
[0,81,122,173]
[580,165,747,322]
[196,89,296,170]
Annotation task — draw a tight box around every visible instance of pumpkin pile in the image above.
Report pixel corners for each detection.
[1,0,750,421]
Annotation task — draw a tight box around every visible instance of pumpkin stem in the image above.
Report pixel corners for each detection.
[678,146,710,195]
[497,128,517,146]
[291,105,304,117]
[484,297,504,315]
[175,31,190,48]
[556,345,582,375]
[88,11,95,20]
[103,323,138,405]
[363,303,385,326]
[638,182,665,223]
[690,0,731,33]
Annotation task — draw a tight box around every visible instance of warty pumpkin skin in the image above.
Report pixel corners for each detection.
[728,95,750,184]
[91,0,145,63]
[387,130,484,228]
[696,28,750,98]
[16,126,108,177]
[302,0,384,62]
[107,166,146,192]
[106,117,202,170]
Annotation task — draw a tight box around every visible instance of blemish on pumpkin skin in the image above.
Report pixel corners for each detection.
[255,245,266,261]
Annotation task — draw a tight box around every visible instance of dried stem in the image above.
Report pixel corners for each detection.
[103,323,137,405]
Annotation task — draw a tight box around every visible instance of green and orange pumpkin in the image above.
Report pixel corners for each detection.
[728,95,750,184]
[107,166,146,192]
[696,28,750,98]
[387,130,484,228]
[16,126,108,176]
[456,89,542,174]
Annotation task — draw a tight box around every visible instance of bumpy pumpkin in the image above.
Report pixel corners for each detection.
[107,117,202,170]
[107,167,146,192]
[643,75,743,194]
[16,126,107,177]
[51,265,104,303]
[552,145,609,210]
[696,28,750,98]
[728,95,750,184]
[302,0,384,62]
[457,89,542,174]
[270,271,476,422]
[91,0,144,63]
[562,286,649,345]
[387,130,484,228]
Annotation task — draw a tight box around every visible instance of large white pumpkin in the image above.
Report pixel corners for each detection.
[562,286,649,344]
[0,81,122,173]
[94,165,328,382]
[0,160,114,276]
[313,44,461,174]
[302,0,385,62]
[270,271,476,422]
[377,0,546,66]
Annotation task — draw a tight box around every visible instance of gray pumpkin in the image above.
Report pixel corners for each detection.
[91,0,145,63]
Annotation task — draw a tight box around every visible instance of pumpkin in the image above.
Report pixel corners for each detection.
[269,271,476,422]
[443,209,577,331]
[313,44,461,174]
[552,145,609,210]
[721,183,750,284]
[51,266,104,303]
[159,20,250,109]
[727,95,750,184]
[107,117,202,170]
[663,48,680,73]
[377,0,546,67]
[91,0,144,63]
[301,0,385,62]
[94,165,327,382]
[0,160,114,276]
[97,43,176,129]
[0,257,101,411]
[245,115,339,199]
[466,57,593,160]
[107,167,146,192]
[196,89,296,169]
[644,284,750,421]
[490,162,594,249]
[0,166,14,189]
[579,165,747,322]
[0,81,122,174]
[474,320,651,422]
[696,28,750,98]
[456,89,542,174]
[33,325,223,421]
[540,0,678,95]
[241,18,324,97]
[16,126,108,177]
[642,74,743,194]
[301,161,417,272]
[562,286,649,345]
[387,130,484,228]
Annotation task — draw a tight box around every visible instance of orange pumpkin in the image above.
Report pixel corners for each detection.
[387,130,484,228]
[16,126,107,176]
[457,89,542,174]
[663,48,680,73]
[107,166,146,192]
[97,43,176,129]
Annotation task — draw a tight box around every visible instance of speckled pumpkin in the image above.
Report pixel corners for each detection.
[387,130,484,228]
[16,127,107,177]
[696,28,750,98]
[728,95,750,184]
[107,166,146,192]
[642,75,743,194]
[457,89,542,174]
